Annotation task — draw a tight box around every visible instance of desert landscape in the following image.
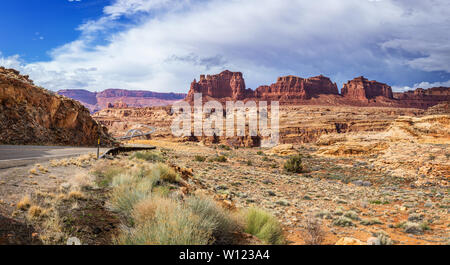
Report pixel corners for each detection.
[0,1,449,254]
[0,67,448,246]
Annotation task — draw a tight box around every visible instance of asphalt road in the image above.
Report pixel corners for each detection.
[0,145,109,169]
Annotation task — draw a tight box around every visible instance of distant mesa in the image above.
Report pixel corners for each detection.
[58,88,186,113]
[186,70,449,109]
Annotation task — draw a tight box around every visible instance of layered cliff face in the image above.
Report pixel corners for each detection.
[185,70,253,102]
[186,71,339,103]
[393,87,450,109]
[0,67,113,146]
[58,89,186,113]
[341,76,393,101]
[255,75,339,101]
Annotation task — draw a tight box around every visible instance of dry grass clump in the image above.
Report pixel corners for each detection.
[28,205,48,219]
[186,196,239,244]
[39,212,66,244]
[151,163,180,183]
[29,168,39,175]
[244,208,284,245]
[17,195,32,210]
[116,195,214,245]
[302,215,324,245]
[109,175,155,216]
[67,190,86,200]
[36,164,49,173]
[50,153,96,168]
[73,173,94,189]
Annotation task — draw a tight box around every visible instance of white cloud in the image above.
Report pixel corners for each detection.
[1,0,449,92]
[393,80,450,92]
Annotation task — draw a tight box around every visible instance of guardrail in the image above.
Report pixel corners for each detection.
[115,125,156,140]
[99,146,157,159]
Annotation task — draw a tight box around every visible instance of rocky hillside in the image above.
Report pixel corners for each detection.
[0,67,113,146]
[58,88,186,113]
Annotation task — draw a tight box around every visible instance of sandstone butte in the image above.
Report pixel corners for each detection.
[0,67,113,146]
[186,70,450,109]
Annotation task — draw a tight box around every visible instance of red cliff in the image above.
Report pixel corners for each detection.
[341,76,393,101]
[255,75,339,101]
[186,71,338,103]
[186,70,253,102]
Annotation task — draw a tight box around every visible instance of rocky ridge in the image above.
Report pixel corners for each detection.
[0,67,113,146]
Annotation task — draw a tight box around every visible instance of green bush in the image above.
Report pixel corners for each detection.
[151,163,180,183]
[194,155,206,162]
[209,155,227,163]
[131,151,164,162]
[116,197,213,245]
[219,144,232,151]
[109,176,154,216]
[186,196,239,244]
[284,154,303,173]
[244,208,284,245]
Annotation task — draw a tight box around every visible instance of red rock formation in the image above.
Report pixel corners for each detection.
[186,70,254,102]
[393,87,450,109]
[58,88,186,113]
[0,67,113,146]
[341,76,393,101]
[255,75,339,101]
[186,71,338,103]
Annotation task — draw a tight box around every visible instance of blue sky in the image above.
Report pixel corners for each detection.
[0,0,108,61]
[1,0,449,93]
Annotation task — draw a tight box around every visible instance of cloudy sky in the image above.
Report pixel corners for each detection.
[0,0,449,93]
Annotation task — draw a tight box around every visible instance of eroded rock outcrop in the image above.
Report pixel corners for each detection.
[255,75,339,101]
[186,71,339,103]
[186,70,253,102]
[0,67,113,146]
[342,76,393,101]
[393,87,450,109]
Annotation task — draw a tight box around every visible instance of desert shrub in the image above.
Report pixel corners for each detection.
[17,195,32,210]
[131,151,164,162]
[284,154,303,173]
[194,155,206,162]
[209,155,227,163]
[315,210,332,219]
[186,196,239,244]
[219,144,232,151]
[246,160,253,166]
[257,151,264,156]
[373,230,392,245]
[303,215,324,245]
[151,163,179,183]
[244,208,284,245]
[92,163,126,187]
[332,216,354,227]
[360,218,383,226]
[403,222,423,235]
[109,176,154,216]
[343,210,360,221]
[116,196,213,245]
